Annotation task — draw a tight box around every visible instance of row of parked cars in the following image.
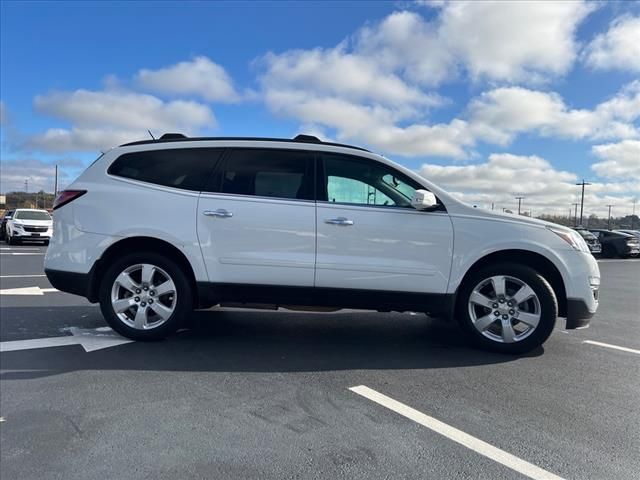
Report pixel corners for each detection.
[0,208,54,244]
[575,228,640,258]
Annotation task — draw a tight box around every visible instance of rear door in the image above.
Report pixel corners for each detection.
[197,148,317,286]
[315,153,454,294]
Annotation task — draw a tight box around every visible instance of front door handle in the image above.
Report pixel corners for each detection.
[325,217,354,226]
[203,209,233,218]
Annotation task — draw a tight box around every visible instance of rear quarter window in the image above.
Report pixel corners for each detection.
[108,148,223,191]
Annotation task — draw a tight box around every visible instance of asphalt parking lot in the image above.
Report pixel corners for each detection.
[1,243,638,480]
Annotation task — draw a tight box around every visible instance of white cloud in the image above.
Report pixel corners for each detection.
[28,89,216,152]
[435,0,594,83]
[257,2,613,158]
[418,153,639,217]
[583,15,640,72]
[468,81,640,144]
[354,10,454,87]
[261,45,443,109]
[26,128,145,154]
[0,158,78,193]
[34,90,214,131]
[591,140,640,180]
[136,56,240,101]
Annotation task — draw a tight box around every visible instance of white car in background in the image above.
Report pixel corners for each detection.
[6,208,53,245]
[45,134,600,354]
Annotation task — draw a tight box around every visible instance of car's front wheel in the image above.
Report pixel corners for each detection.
[456,264,557,354]
[98,252,193,340]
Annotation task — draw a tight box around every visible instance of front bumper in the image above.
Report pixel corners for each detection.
[12,230,52,239]
[566,298,595,329]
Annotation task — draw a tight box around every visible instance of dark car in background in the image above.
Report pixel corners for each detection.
[589,229,640,258]
[616,229,640,241]
[574,228,601,255]
[0,210,14,241]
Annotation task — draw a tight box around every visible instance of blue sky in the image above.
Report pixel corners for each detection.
[1,0,638,216]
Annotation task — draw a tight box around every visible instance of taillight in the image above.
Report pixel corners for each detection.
[53,190,87,210]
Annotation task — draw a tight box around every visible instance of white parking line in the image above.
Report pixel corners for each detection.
[350,385,565,480]
[583,340,640,355]
[0,286,58,295]
[0,253,45,256]
[0,274,47,278]
[596,259,640,262]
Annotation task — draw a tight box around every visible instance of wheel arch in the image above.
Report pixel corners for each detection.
[454,249,567,318]
[87,236,199,305]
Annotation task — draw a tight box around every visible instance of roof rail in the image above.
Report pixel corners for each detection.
[119,133,370,152]
[292,134,321,144]
[160,133,187,140]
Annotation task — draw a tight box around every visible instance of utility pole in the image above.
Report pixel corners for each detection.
[491,202,494,210]
[576,180,591,226]
[24,179,29,193]
[54,165,58,197]
[515,196,525,215]
[607,204,614,230]
[572,203,579,226]
[632,198,637,230]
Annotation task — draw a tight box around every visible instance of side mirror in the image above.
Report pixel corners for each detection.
[411,189,438,211]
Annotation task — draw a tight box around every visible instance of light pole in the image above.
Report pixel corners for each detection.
[515,196,525,215]
[576,180,591,226]
[572,203,579,226]
[632,198,637,230]
[607,204,614,230]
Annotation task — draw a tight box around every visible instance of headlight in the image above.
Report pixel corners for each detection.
[13,224,24,230]
[547,226,590,253]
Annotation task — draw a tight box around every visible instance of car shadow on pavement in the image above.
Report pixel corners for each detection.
[0,307,542,380]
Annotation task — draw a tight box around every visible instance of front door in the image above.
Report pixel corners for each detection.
[315,153,454,294]
[197,147,316,286]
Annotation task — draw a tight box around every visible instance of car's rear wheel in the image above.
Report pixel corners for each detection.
[456,264,557,354]
[98,252,193,340]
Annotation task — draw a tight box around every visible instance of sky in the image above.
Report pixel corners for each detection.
[1,0,639,218]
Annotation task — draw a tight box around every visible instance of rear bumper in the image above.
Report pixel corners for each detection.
[565,298,595,329]
[45,268,92,299]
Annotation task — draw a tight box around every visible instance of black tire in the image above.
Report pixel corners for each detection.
[7,233,18,245]
[456,263,558,354]
[98,251,193,341]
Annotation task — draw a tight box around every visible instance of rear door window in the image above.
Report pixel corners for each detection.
[108,148,223,191]
[205,148,314,201]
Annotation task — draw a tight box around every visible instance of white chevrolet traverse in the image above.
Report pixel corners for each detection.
[45,134,600,353]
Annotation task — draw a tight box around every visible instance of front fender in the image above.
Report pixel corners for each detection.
[447,215,575,295]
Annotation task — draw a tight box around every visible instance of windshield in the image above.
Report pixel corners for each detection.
[575,230,596,240]
[14,210,51,221]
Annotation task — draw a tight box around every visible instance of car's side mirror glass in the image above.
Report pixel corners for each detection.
[411,189,438,211]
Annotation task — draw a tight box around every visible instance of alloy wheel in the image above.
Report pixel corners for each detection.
[110,263,177,330]
[467,275,541,343]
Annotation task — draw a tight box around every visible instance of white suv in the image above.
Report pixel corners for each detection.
[45,134,600,353]
[6,208,53,245]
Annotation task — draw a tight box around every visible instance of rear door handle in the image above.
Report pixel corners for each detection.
[203,209,233,218]
[325,217,354,226]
